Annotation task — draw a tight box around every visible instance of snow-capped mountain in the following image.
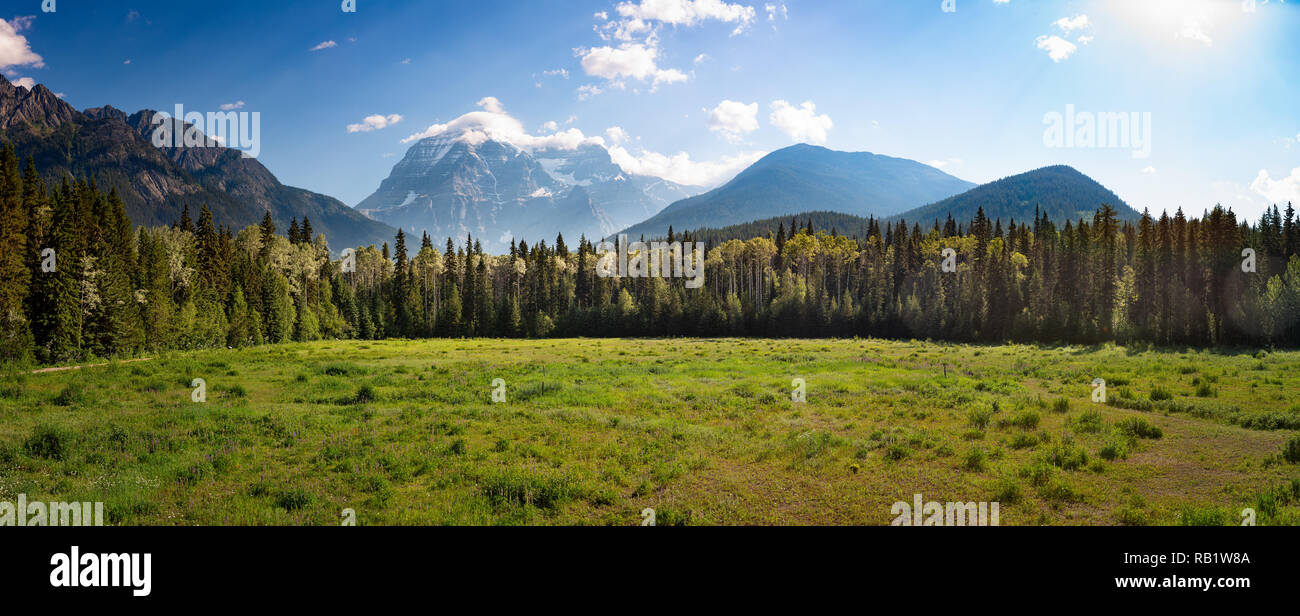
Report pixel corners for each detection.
[355,135,698,251]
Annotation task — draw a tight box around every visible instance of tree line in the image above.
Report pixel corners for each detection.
[1,143,1298,365]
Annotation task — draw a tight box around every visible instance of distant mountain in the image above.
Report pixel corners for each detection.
[619,144,975,239]
[356,136,698,252]
[0,75,396,251]
[893,165,1139,225]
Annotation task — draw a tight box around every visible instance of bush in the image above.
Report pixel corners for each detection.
[968,407,994,430]
[1018,462,1055,487]
[353,384,377,404]
[1116,506,1148,526]
[884,443,911,461]
[1116,417,1162,440]
[1069,410,1105,434]
[1195,383,1215,398]
[1010,410,1040,430]
[1098,440,1128,461]
[1149,387,1173,402]
[24,424,74,460]
[52,384,90,407]
[991,477,1022,503]
[1178,506,1230,526]
[1009,433,1038,449]
[1039,477,1084,502]
[1283,436,1300,464]
[963,448,988,472]
[1051,398,1070,413]
[1042,442,1089,471]
[276,488,316,511]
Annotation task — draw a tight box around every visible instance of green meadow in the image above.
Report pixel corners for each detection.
[2,338,1298,525]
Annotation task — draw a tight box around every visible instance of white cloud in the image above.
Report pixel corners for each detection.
[765,3,788,22]
[1177,17,1213,46]
[927,158,964,170]
[400,98,604,153]
[0,17,43,70]
[541,120,560,132]
[605,126,630,145]
[399,97,760,188]
[613,0,757,36]
[607,144,764,187]
[577,84,604,100]
[1142,166,1156,174]
[577,43,688,89]
[310,40,337,51]
[123,59,131,65]
[543,68,569,79]
[219,101,246,111]
[400,58,412,64]
[11,76,34,89]
[348,114,404,133]
[768,100,833,145]
[1036,35,1078,62]
[1037,14,1089,62]
[1250,167,1300,206]
[694,53,709,65]
[1053,15,1090,33]
[477,96,504,113]
[707,100,759,142]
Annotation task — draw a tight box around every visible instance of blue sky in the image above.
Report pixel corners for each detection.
[4,0,1299,222]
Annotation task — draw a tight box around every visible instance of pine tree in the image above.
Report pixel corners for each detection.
[0,143,32,360]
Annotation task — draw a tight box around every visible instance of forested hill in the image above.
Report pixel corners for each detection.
[893,165,1139,225]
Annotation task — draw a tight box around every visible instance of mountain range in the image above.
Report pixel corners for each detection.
[4,74,1142,255]
[355,135,698,252]
[0,74,396,251]
[618,144,977,239]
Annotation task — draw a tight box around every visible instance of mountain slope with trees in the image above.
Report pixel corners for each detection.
[0,75,396,251]
[894,165,1140,225]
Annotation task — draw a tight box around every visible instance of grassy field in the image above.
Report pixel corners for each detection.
[2,338,1299,526]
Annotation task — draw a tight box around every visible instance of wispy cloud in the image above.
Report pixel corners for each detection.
[348,114,404,133]
[310,40,338,51]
